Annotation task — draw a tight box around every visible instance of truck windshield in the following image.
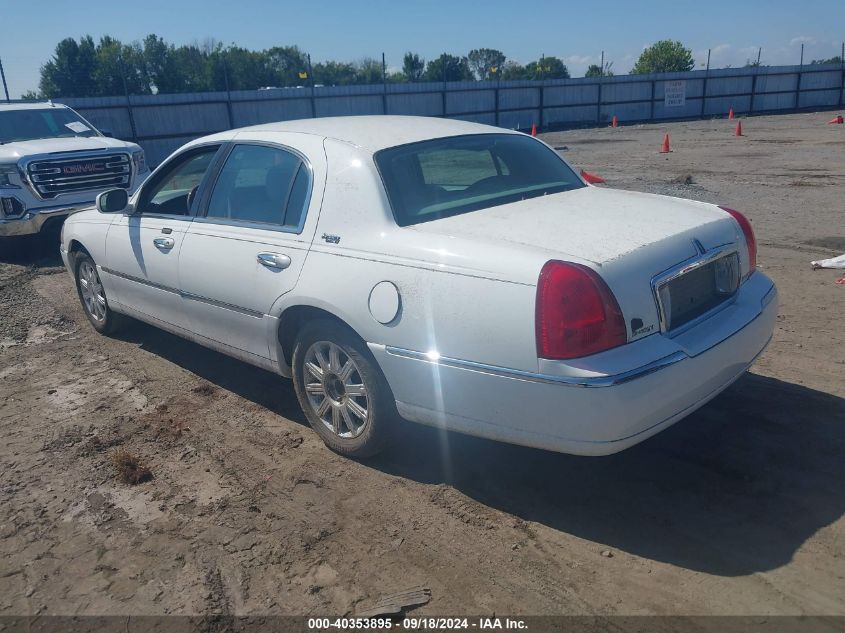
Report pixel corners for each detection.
[375,133,585,226]
[0,108,99,144]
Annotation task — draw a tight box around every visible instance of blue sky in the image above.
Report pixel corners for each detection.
[2,0,844,98]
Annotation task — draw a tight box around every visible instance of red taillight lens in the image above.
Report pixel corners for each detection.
[535,261,627,360]
[720,206,757,274]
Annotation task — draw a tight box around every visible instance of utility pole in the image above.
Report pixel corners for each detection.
[756,47,762,66]
[800,43,804,67]
[600,51,604,77]
[0,55,10,103]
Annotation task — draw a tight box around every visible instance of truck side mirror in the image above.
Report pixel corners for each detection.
[96,188,128,213]
[100,128,114,138]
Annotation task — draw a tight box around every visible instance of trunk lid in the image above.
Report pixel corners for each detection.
[409,186,744,341]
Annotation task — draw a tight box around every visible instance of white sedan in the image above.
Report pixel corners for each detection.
[60,116,777,458]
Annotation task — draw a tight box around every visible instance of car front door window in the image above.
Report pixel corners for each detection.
[138,148,219,217]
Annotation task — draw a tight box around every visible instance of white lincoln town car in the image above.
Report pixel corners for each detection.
[60,116,777,458]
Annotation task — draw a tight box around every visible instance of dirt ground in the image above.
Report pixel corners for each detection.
[0,112,843,618]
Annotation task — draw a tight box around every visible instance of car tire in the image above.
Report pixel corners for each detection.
[292,319,395,458]
[73,250,124,335]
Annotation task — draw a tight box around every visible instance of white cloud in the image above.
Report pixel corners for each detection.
[565,55,593,66]
[790,36,818,46]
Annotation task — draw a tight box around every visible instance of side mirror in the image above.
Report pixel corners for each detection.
[100,128,114,138]
[96,188,129,213]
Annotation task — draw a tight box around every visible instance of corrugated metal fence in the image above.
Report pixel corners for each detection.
[52,63,845,167]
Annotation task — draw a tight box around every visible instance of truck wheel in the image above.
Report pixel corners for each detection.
[73,251,123,334]
[292,320,395,458]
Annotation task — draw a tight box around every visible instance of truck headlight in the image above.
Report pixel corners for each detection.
[0,163,21,189]
[132,151,147,174]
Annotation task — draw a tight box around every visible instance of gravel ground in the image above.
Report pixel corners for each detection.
[0,111,843,617]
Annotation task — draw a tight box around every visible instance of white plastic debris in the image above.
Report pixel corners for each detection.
[811,253,845,270]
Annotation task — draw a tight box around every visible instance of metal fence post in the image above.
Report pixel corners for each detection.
[700,49,711,118]
[538,79,544,129]
[305,55,315,118]
[494,77,500,127]
[750,71,758,114]
[649,79,655,120]
[839,42,844,108]
[119,56,138,143]
[381,52,388,115]
[221,54,234,130]
[596,77,602,125]
[0,56,10,103]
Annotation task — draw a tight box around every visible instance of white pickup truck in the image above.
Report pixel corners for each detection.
[0,102,149,243]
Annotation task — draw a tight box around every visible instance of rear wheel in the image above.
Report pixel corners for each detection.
[292,320,395,458]
[73,251,123,334]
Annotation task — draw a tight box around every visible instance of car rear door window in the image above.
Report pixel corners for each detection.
[206,144,310,230]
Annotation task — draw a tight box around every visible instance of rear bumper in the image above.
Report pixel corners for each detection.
[0,203,91,237]
[370,272,777,456]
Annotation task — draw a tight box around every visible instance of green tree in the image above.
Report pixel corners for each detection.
[424,54,473,82]
[38,36,98,97]
[93,36,149,95]
[402,52,425,82]
[265,46,309,86]
[172,45,212,92]
[631,40,694,74]
[20,90,39,100]
[313,60,358,86]
[467,48,506,80]
[585,62,613,77]
[524,56,569,80]
[810,56,843,65]
[141,34,185,93]
[354,57,384,84]
[500,61,527,80]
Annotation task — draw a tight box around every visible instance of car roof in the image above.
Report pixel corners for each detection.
[202,115,523,153]
[0,102,69,112]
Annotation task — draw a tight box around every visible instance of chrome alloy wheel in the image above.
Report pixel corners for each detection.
[78,260,107,322]
[302,341,370,438]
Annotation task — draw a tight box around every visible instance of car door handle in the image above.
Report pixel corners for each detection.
[153,237,175,250]
[257,252,292,270]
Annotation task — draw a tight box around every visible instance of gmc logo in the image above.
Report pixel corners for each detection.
[63,162,105,175]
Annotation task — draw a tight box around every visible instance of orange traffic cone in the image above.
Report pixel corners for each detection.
[728,107,734,120]
[660,133,671,153]
[828,114,844,124]
[531,123,537,137]
[580,169,605,184]
[611,115,618,128]
[735,121,743,136]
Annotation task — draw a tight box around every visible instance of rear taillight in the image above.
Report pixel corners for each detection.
[720,206,757,275]
[535,261,627,360]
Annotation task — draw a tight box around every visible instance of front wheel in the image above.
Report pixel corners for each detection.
[74,251,123,334]
[292,320,395,458]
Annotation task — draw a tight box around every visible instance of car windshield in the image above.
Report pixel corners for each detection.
[375,133,585,226]
[0,108,99,144]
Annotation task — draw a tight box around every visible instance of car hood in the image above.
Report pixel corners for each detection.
[0,136,139,162]
[408,185,735,265]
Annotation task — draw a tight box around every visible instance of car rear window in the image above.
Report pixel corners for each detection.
[375,134,584,226]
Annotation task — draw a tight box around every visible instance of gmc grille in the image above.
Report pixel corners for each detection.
[27,153,131,199]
